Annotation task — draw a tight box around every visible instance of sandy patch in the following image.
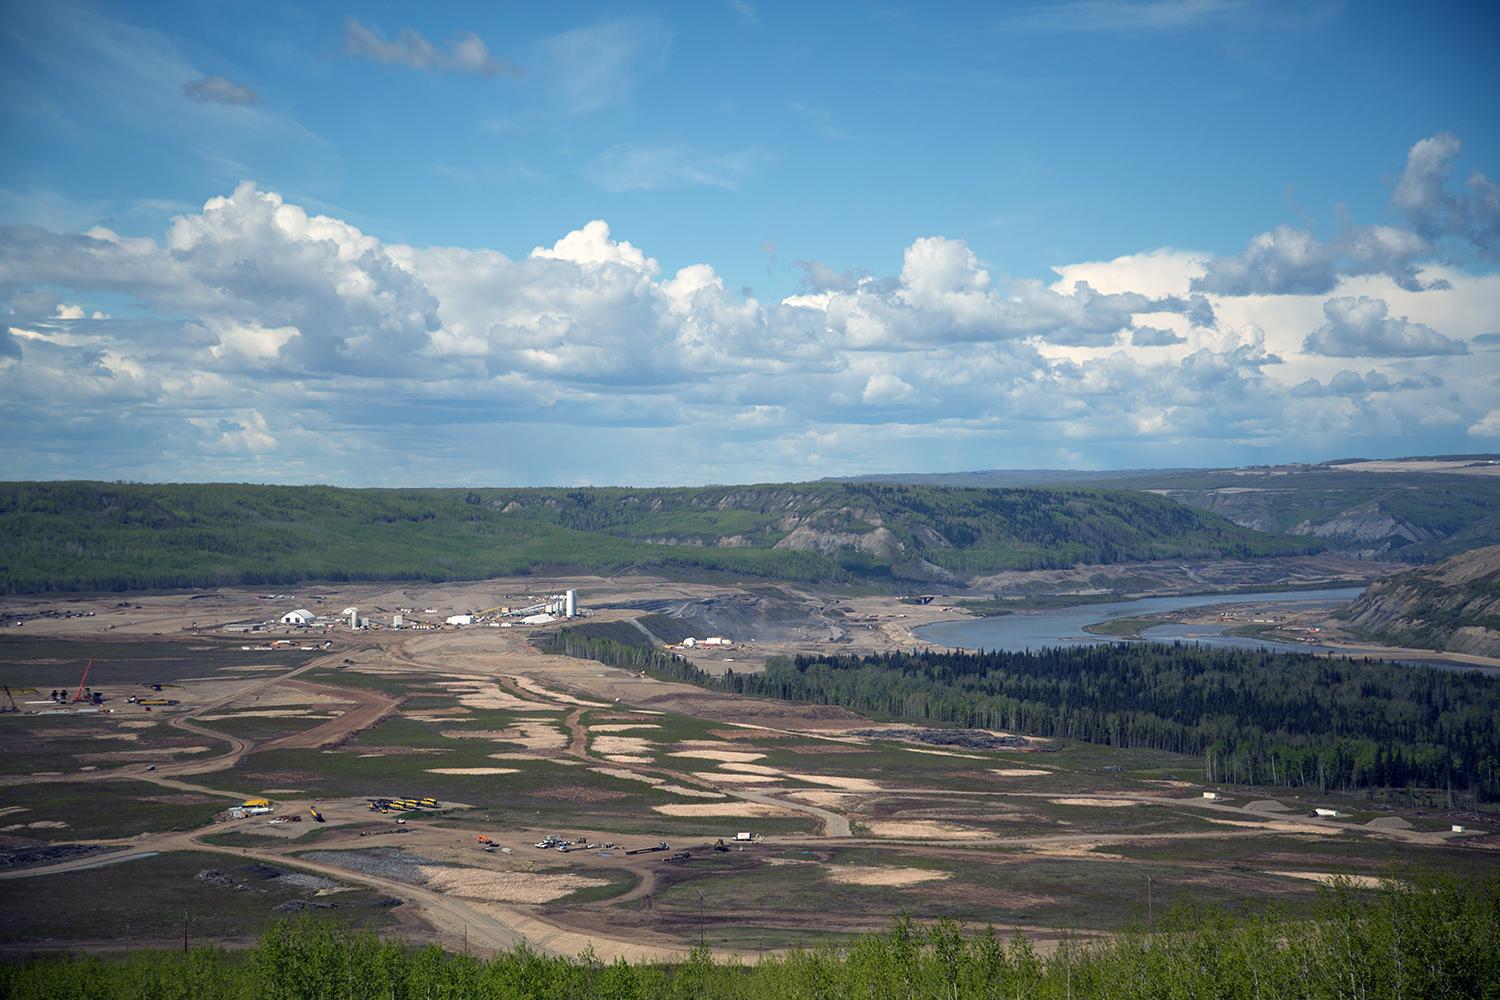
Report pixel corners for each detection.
[676,740,745,749]
[1205,818,1343,836]
[355,747,447,758]
[437,682,556,712]
[408,708,474,721]
[443,723,567,751]
[512,677,608,707]
[426,767,519,775]
[865,820,987,840]
[785,773,883,792]
[591,735,654,756]
[693,772,782,785]
[1266,871,1383,890]
[604,755,652,764]
[261,788,303,794]
[657,785,727,799]
[826,866,952,887]
[1,821,68,830]
[485,751,551,761]
[594,768,664,785]
[589,724,660,733]
[0,807,26,819]
[419,866,607,903]
[786,790,858,809]
[668,749,766,763]
[906,748,986,760]
[1245,799,1290,812]
[118,721,156,729]
[652,802,795,817]
[1051,798,1138,807]
[719,762,782,775]
[992,768,1051,777]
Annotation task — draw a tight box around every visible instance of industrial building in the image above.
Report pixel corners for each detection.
[279,609,315,626]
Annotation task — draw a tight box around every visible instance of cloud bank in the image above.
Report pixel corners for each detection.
[1,135,1497,485]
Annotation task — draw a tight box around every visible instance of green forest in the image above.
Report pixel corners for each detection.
[547,630,1500,799]
[3,873,1495,999]
[0,480,1316,594]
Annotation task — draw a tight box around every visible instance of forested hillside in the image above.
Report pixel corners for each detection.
[847,460,1500,561]
[0,481,1315,594]
[551,628,1500,800]
[1340,545,1500,656]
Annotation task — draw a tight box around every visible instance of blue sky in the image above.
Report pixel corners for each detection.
[2,1,1499,485]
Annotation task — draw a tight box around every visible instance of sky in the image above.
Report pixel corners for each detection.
[2,0,1498,486]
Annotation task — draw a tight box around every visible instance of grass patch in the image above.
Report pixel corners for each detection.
[0,850,399,943]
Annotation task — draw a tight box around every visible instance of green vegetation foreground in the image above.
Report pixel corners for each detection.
[3,873,1496,999]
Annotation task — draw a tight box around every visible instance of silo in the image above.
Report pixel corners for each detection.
[565,590,577,617]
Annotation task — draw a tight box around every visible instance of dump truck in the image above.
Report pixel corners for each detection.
[476,835,493,845]
[309,806,325,822]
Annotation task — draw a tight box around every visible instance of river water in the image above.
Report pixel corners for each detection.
[912,587,1373,653]
[912,586,1492,671]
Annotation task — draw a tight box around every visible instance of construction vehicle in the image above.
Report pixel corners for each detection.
[713,838,730,852]
[309,806,324,822]
[625,841,671,856]
[70,659,93,703]
[667,851,692,862]
[419,797,439,807]
[1,686,19,714]
[476,835,493,845]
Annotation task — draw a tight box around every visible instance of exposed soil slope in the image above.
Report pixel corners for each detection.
[1339,544,1500,656]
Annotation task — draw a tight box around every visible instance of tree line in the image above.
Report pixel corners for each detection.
[551,630,1500,799]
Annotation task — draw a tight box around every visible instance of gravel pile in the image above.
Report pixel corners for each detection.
[298,848,437,884]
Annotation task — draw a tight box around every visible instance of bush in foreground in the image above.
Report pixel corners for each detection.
[1,871,1496,999]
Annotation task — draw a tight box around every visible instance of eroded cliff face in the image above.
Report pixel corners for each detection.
[1339,544,1500,656]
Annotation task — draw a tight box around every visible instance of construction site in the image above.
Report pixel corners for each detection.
[1,574,1497,959]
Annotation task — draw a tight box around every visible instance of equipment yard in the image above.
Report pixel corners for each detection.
[1,574,1497,960]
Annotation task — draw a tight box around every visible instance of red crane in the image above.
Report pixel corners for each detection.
[72,659,94,703]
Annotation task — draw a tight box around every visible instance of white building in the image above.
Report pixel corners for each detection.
[280,609,315,626]
[446,614,474,626]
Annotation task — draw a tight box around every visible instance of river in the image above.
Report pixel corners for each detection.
[912,586,1372,654]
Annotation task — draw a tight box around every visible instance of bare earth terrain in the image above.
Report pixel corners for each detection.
[1,573,1495,960]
